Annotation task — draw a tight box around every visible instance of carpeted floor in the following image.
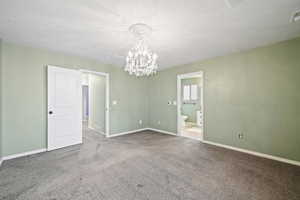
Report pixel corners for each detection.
[0,127,299,200]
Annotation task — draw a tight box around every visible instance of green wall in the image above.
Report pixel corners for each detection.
[88,73,106,133]
[1,37,300,162]
[181,78,201,123]
[1,42,149,157]
[149,37,300,161]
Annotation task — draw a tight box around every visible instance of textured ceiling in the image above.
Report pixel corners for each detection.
[0,0,300,70]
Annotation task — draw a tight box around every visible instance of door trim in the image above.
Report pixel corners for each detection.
[79,69,110,137]
[177,71,204,141]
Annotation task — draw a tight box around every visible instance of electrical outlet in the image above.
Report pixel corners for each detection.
[158,121,161,125]
[139,120,143,125]
[238,133,244,139]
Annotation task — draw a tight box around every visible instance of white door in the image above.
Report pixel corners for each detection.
[47,65,82,151]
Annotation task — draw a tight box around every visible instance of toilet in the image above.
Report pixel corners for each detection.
[181,115,188,127]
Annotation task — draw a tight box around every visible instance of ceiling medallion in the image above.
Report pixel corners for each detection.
[124,23,158,77]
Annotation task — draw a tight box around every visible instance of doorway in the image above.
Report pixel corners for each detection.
[177,71,204,141]
[82,85,89,122]
[80,69,110,137]
[47,66,110,151]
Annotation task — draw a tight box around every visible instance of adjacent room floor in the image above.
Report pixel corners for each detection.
[0,127,299,200]
[181,124,203,140]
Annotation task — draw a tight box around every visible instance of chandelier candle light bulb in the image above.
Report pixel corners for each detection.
[125,23,158,77]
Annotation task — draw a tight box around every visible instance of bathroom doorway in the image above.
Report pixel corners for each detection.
[177,71,204,141]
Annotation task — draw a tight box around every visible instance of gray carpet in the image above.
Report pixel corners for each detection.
[0,127,299,200]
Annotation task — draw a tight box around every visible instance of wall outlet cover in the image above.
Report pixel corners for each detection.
[238,133,244,139]
[139,120,143,125]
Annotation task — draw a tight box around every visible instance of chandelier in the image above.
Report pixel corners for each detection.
[124,23,158,77]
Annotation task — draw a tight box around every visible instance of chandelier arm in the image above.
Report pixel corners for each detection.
[124,23,158,77]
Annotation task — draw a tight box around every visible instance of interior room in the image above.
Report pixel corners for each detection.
[179,74,203,140]
[0,1,300,199]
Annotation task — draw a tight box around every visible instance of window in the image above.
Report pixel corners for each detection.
[191,84,198,100]
[183,84,198,101]
[183,85,190,101]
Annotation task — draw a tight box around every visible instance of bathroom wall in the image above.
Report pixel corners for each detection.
[181,77,201,123]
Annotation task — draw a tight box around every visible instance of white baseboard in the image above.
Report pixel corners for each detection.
[202,140,300,166]
[1,130,298,167]
[88,125,105,135]
[3,148,47,161]
[108,128,148,138]
[147,128,177,136]
[147,127,300,166]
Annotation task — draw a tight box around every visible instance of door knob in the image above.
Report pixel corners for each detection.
[49,111,53,114]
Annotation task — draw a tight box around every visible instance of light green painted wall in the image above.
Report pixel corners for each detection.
[149,37,300,161]
[181,78,201,123]
[1,42,149,156]
[88,74,106,133]
[1,37,300,162]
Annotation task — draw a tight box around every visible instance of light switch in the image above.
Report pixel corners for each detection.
[173,101,177,105]
[112,100,118,105]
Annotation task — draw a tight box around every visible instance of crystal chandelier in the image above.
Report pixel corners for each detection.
[124,23,158,77]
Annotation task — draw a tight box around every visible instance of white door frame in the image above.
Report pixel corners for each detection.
[80,69,110,137]
[177,71,204,141]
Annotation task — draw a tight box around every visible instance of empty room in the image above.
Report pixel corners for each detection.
[0,1,300,199]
